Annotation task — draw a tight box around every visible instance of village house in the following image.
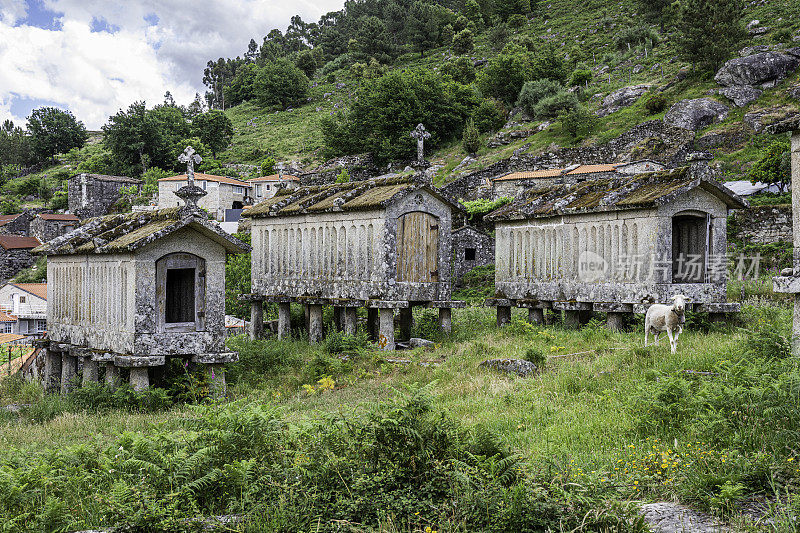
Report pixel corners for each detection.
[484,159,745,330]
[248,173,301,202]
[492,160,667,198]
[158,173,252,222]
[37,149,250,393]
[68,173,142,219]
[0,235,41,281]
[0,282,46,337]
[29,213,79,243]
[243,175,464,350]
[0,213,34,236]
[452,225,495,287]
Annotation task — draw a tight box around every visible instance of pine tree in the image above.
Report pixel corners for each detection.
[676,0,745,73]
[462,119,481,155]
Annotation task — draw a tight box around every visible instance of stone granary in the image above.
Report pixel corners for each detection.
[35,164,250,392]
[0,235,41,281]
[452,225,495,287]
[68,173,142,219]
[484,164,747,330]
[0,213,34,236]
[242,175,465,350]
[29,213,79,243]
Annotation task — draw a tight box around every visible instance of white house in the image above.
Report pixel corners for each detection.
[158,173,252,221]
[248,173,300,202]
[0,282,47,336]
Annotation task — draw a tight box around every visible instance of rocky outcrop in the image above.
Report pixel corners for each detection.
[596,84,651,117]
[743,106,799,133]
[717,85,762,107]
[664,98,729,131]
[479,358,538,377]
[714,51,800,88]
[640,502,728,533]
[487,129,535,148]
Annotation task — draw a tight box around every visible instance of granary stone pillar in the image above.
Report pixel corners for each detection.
[769,119,800,355]
[249,300,264,340]
[277,302,291,341]
[343,307,358,336]
[333,307,344,331]
[82,358,99,386]
[129,368,149,391]
[207,364,226,399]
[367,308,379,341]
[497,306,511,327]
[308,305,323,343]
[43,348,62,391]
[606,313,625,332]
[104,364,119,388]
[60,352,78,393]
[399,307,413,339]
[378,308,395,351]
[439,307,452,334]
[528,308,544,325]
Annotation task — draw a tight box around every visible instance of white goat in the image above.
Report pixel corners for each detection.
[644,295,687,354]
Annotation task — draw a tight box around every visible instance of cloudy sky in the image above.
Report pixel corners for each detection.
[0,0,342,130]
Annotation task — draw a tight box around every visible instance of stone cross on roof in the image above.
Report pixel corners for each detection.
[410,123,431,164]
[175,145,207,212]
[178,146,203,187]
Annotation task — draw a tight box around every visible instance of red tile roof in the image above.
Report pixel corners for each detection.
[565,164,620,175]
[11,283,47,300]
[38,214,79,221]
[494,169,564,181]
[0,235,40,250]
[159,173,251,187]
[248,174,300,183]
[0,311,16,322]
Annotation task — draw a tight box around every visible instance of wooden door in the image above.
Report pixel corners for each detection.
[156,252,206,332]
[671,215,707,283]
[396,212,439,282]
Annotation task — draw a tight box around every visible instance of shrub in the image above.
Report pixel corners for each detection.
[441,56,476,84]
[559,104,596,139]
[472,98,507,133]
[569,69,592,86]
[319,53,354,76]
[335,168,350,183]
[462,118,481,155]
[254,59,310,108]
[324,330,371,355]
[532,90,579,119]
[614,25,660,51]
[516,79,564,116]
[489,22,510,50]
[524,347,546,367]
[452,29,475,55]
[260,156,276,175]
[772,27,793,43]
[643,92,667,114]
[462,197,513,221]
[507,13,527,28]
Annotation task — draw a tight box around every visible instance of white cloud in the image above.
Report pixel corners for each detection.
[0,0,342,129]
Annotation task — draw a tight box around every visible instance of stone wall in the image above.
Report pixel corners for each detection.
[0,248,37,282]
[0,213,34,236]
[452,226,495,287]
[68,175,141,219]
[731,205,792,244]
[299,154,378,185]
[30,218,76,243]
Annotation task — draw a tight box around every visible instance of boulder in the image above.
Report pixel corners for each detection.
[596,84,651,117]
[664,98,729,131]
[717,85,763,107]
[640,502,728,533]
[479,358,538,377]
[743,107,799,133]
[409,338,435,349]
[714,51,800,88]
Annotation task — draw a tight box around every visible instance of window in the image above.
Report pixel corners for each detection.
[200,181,206,190]
[165,268,196,323]
[255,184,262,196]
[1,323,11,333]
[265,184,271,190]
[19,296,25,304]
[35,320,46,333]
[464,248,476,261]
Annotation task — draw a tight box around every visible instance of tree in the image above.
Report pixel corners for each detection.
[295,49,317,78]
[477,49,534,105]
[464,0,485,29]
[245,38,259,61]
[676,0,745,73]
[462,118,481,155]
[748,140,791,192]
[636,0,671,29]
[441,56,476,84]
[472,99,506,133]
[254,60,310,108]
[224,63,261,107]
[452,29,475,55]
[26,107,87,161]
[193,110,234,158]
[440,24,455,47]
[406,2,439,57]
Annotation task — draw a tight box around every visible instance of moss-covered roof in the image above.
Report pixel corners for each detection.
[485,167,748,222]
[243,175,463,219]
[34,207,250,256]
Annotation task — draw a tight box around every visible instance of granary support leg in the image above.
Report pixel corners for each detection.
[249,300,264,340]
[129,368,149,391]
[367,308,379,341]
[60,352,78,393]
[43,349,62,391]
[104,364,119,388]
[207,364,226,399]
[399,307,413,339]
[82,358,99,386]
[606,312,625,332]
[277,302,291,341]
[378,308,395,351]
[528,308,544,325]
[308,304,323,343]
[344,307,358,336]
[439,307,452,335]
[564,310,581,330]
[497,306,511,328]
